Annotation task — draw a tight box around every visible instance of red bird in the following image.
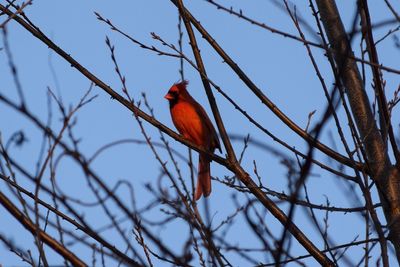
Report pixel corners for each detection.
[164,81,221,200]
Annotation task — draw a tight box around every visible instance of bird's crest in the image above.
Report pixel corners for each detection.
[174,80,189,92]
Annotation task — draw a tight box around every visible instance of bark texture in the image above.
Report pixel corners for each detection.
[316,0,400,262]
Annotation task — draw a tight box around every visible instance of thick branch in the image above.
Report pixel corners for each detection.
[0,173,142,266]
[0,191,87,267]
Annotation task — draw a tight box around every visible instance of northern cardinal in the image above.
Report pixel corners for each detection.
[164,81,221,200]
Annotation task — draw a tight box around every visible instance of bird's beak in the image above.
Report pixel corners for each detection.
[164,93,174,100]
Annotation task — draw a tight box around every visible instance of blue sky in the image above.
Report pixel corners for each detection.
[1,0,399,266]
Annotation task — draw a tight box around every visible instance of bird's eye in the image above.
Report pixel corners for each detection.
[169,90,178,97]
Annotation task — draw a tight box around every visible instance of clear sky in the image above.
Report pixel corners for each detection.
[1,0,399,266]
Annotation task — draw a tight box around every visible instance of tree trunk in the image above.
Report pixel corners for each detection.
[316,0,400,263]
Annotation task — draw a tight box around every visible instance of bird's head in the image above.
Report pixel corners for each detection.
[164,80,189,105]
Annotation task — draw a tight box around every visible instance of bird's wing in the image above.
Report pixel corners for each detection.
[193,101,221,153]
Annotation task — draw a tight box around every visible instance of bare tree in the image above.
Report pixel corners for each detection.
[0,0,400,266]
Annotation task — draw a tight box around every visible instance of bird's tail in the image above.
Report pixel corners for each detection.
[195,154,211,201]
